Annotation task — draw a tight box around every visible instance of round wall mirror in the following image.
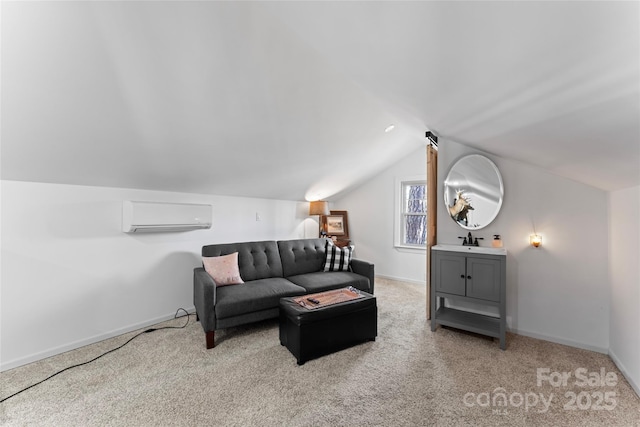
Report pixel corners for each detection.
[444,154,504,230]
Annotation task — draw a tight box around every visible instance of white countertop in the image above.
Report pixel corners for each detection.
[431,244,507,256]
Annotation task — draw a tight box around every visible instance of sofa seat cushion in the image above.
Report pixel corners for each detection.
[215,278,306,319]
[286,271,371,294]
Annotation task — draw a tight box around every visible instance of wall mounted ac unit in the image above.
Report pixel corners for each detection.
[122,201,212,233]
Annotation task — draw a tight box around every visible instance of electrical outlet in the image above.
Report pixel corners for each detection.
[255,212,261,221]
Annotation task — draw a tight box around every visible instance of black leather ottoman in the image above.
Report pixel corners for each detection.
[279,291,377,365]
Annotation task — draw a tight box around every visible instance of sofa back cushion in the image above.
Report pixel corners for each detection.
[201,241,283,281]
[278,238,328,277]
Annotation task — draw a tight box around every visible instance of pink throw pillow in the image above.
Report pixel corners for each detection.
[202,252,244,286]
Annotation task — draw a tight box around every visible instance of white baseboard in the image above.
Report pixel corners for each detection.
[507,326,608,354]
[378,276,615,358]
[0,306,196,372]
[376,274,426,286]
[609,349,640,398]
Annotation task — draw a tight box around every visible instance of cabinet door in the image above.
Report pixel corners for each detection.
[466,256,501,302]
[435,253,466,296]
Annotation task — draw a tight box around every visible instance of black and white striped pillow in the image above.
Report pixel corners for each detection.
[323,244,353,272]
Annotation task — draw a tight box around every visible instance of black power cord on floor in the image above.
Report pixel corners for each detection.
[0,308,193,404]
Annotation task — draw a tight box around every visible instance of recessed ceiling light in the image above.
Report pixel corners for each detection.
[384,124,395,133]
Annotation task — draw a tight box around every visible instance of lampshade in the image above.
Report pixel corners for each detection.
[309,201,329,216]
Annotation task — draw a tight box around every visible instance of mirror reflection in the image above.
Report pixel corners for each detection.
[444,154,504,230]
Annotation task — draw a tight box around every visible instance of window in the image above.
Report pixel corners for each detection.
[399,180,427,248]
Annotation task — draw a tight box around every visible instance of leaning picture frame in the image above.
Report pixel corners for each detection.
[322,210,349,238]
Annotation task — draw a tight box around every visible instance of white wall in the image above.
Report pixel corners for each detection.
[438,139,610,352]
[333,147,427,284]
[608,185,640,395]
[335,140,610,352]
[0,180,309,370]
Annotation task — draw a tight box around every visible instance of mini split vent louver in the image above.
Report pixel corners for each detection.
[122,201,212,233]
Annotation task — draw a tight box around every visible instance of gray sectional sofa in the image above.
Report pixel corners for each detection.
[193,238,375,349]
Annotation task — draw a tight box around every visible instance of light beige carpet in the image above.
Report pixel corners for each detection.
[1,278,638,426]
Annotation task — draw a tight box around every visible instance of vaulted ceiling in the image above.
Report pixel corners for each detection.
[2,1,638,200]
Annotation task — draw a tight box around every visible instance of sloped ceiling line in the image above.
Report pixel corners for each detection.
[1,1,638,198]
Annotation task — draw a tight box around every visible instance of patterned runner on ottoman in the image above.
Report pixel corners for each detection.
[293,287,364,310]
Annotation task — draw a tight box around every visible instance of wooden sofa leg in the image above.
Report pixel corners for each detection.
[206,331,215,349]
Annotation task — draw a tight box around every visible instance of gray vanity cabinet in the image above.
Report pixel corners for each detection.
[431,246,506,349]
[434,254,467,296]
